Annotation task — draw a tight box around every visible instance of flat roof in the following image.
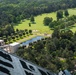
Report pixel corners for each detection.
[10,42,20,46]
[0,40,4,42]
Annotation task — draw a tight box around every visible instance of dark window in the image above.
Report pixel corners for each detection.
[0,66,11,75]
[38,69,47,75]
[0,60,14,68]
[0,51,12,62]
[25,70,34,75]
[29,65,35,71]
[20,60,31,71]
[47,72,51,75]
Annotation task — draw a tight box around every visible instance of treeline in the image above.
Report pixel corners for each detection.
[43,10,76,29]
[16,28,76,74]
[0,27,32,43]
[49,15,76,29]
[0,0,76,26]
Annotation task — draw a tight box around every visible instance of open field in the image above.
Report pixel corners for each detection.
[68,8,76,16]
[14,8,76,34]
[14,12,56,34]
[70,24,76,33]
[68,8,76,33]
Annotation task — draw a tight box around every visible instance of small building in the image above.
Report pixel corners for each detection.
[9,42,20,53]
[0,40,5,46]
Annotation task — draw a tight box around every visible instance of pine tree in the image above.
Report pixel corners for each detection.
[30,15,35,23]
[64,10,69,17]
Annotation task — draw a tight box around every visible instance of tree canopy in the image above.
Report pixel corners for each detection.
[64,10,69,17]
[43,17,53,25]
[56,10,63,20]
[16,29,76,73]
[0,0,76,27]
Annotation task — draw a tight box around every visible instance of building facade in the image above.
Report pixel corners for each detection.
[0,49,56,75]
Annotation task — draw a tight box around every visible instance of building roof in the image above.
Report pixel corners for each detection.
[9,42,20,46]
[0,49,56,75]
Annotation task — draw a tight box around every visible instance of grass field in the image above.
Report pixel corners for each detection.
[68,8,76,16]
[14,8,76,34]
[14,12,56,34]
[70,24,76,33]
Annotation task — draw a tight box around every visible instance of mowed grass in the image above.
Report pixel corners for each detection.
[14,8,76,34]
[68,8,76,32]
[14,12,56,34]
[70,24,76,33]
[68,8,76,16]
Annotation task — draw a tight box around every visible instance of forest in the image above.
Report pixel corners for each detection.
[16,28,76,74]
[43,10,76,29]
[0,0,76,26]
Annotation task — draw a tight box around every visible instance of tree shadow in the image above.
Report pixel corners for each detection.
[31,22,36,24]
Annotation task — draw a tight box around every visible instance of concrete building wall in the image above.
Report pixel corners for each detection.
[9,42,20,53]
[0,40,5,46]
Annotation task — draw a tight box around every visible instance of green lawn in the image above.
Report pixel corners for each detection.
[14,12,56,34]
[68,8,76,33]
[14,8,76,34]
[68,8,76,16]
[70,23,76,33]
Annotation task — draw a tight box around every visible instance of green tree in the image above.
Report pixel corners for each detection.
[60,39,70,49]
[6,25,15,35]
[29,30,32,34]
[26,32,28,35]
[16,35,19,38]
[52,37,60,49]
[64,10,69,17]
[52,27,60,39]
[56,10,63,20]
[3,38,7,42]
[7,36,11,43]
[23,32,25,36]
[12,36,15,40]
[34,41,44,52]
[16,29,19,32]
[49,21,57,28]
[43,17,53,25]
[46,41,56,53]
[25,29,28,32]
[29,23,31,27]
[30,15,35,23]
[66,58,74,71]
[60,30,73,40]
[19,33,22,37]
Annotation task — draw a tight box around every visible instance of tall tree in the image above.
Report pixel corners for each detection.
[56,10,63,20]
[52,27,60,39]
[43,17,53,25]
[64,10,69,17]
[30,15,35,23]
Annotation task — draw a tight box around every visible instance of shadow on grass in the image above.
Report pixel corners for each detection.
[50,28,54,30]
[68,25,76,29]
[31,22,36,24]
[13,21,23,26]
